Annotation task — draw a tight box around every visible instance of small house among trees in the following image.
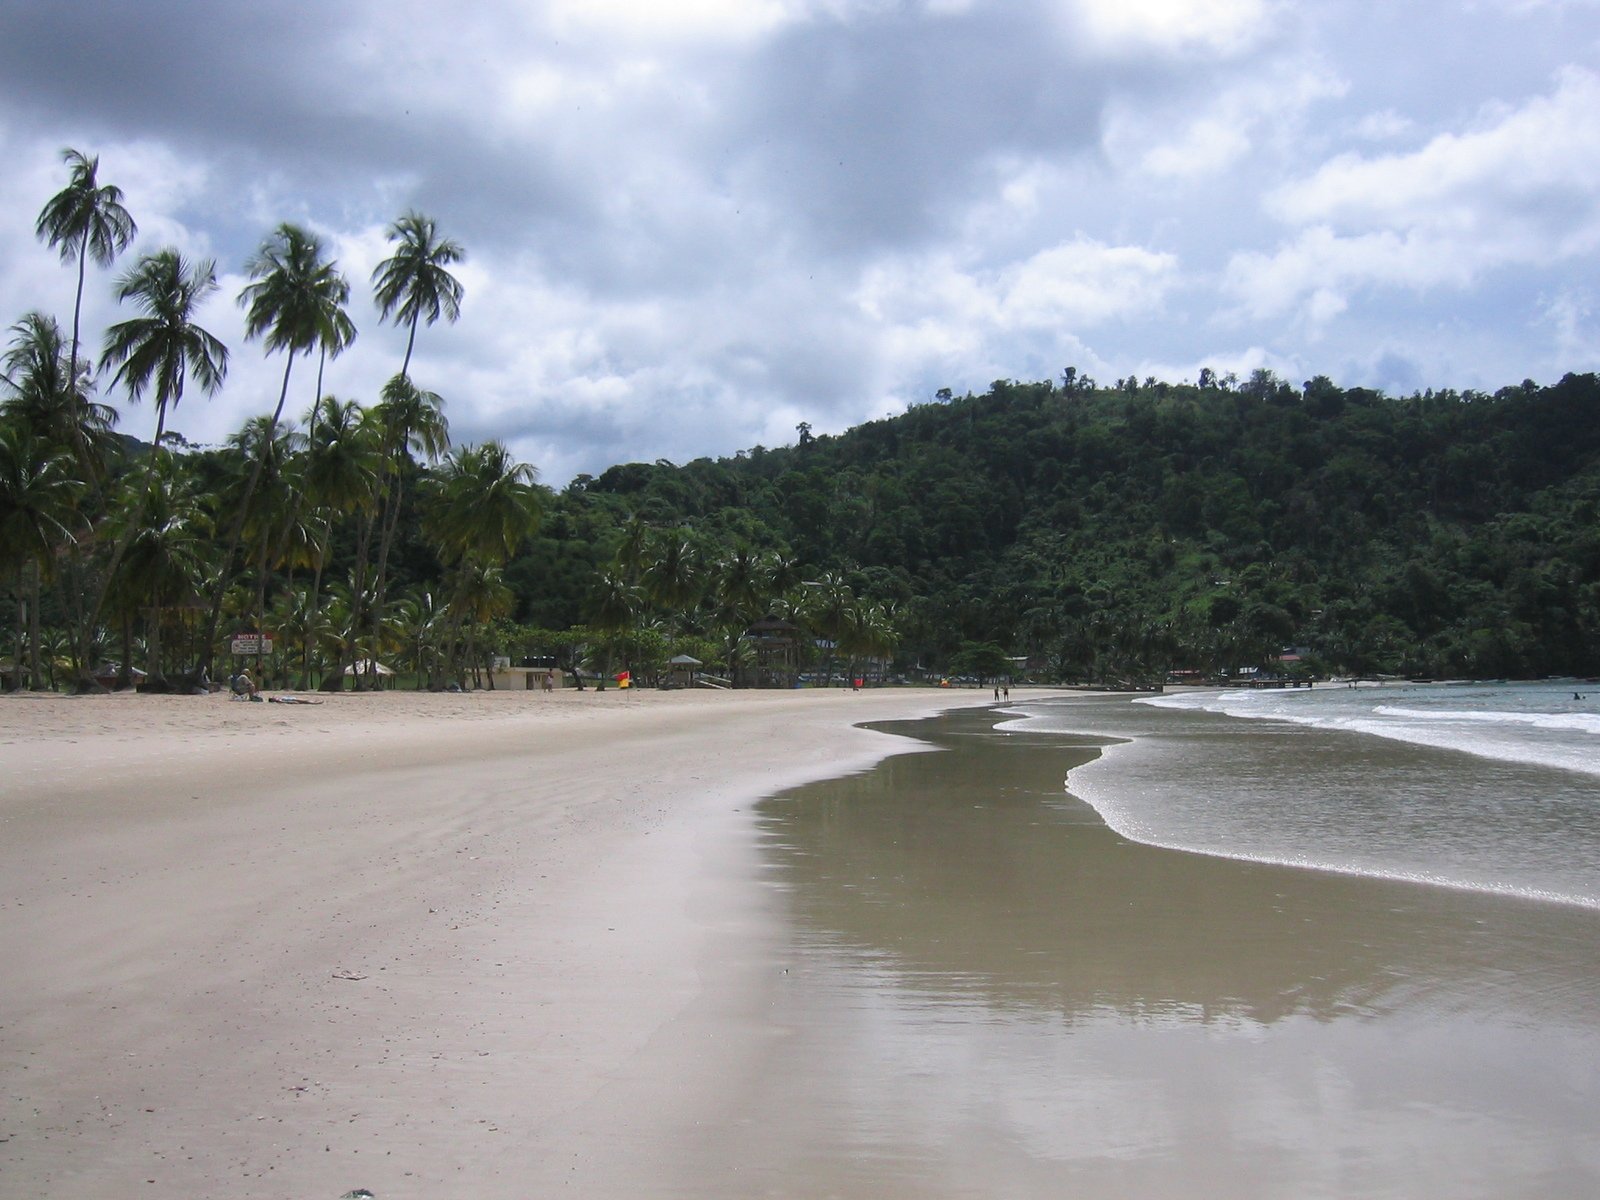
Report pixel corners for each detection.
[738,616,803,688]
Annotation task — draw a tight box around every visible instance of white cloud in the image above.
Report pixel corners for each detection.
[1228,67,1600,321]
[546,0,796,43]
[1538,287,1600,368]
[1104,61,1345,179]
[1352,110,1416,142]
[858,238,1176,331]
[1067,0,1277,55]
[1001,241,1178,326]
[5,2,1600,481]
[1270,67,1600,230]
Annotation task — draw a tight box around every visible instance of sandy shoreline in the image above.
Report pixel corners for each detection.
[11,686,1597,1197]
[1,686,998,1198]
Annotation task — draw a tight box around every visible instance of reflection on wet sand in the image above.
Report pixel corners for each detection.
[696,707,1600,1200]
[760,709,1600,1028]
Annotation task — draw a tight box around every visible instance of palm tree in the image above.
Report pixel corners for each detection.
[2,311,116,482]
[371,210,465,380]
[422,441,541,568]
[612,513,652,585]
[91,251,231,679]
[447,561,514,687]
[238,224,357,432]
[227,415,304,663]
[112,457,209,687]
[101,249,229,451]
[841,601,899,684]
[0,424,82,689]
[386,590,443,688]
[420,442,539,689]
[708,545,771,684]
[34,148,137,388]
[300,395,379,686]
[201,223,355,671]
[586,569,641,690]
[639,532,702,620]
[804,570,855,685]
[363,373,449,680]
[2,312,115,687]
[714,543,771,624]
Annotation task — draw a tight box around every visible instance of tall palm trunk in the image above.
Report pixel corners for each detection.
[81,390,179,691]
[119,612,134,691]
[24,560,44,690]
[200,355,295,673]
[68,229,88,389]
[145,602,165,688]
[365,456,408,687]
[301,515,333,689]
[400,313,418,381]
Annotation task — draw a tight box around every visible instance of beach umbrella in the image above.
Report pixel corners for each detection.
[342,659,395,676]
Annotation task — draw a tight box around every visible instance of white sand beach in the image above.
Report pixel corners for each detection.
[0,686,996,1198]
[12,685,1599,1199]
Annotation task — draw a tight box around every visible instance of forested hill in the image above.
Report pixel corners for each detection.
[524,370,1600,682]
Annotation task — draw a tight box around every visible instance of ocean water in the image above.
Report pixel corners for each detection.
[730,699,1600,1197]
[1004,681,1600,910]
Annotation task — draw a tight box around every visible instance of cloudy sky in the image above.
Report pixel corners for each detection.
[2,0,1598,484]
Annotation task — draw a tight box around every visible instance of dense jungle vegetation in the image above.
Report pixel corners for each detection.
[6,149,1599,691]
[524,368,1600,684]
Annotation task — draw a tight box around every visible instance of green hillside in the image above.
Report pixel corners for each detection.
[519,370,1600,683]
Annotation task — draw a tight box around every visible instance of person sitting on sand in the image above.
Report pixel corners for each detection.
[231,670,259,699]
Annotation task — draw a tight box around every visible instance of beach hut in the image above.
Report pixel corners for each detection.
[666,653,703,689]
[738,616,804,689]
[91,662,148,691]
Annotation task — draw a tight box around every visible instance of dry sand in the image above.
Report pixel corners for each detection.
[0,685,997,1198]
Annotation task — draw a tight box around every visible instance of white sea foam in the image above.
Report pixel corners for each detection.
[1373,704,1600,735]
[1006,686,1600,912]
[1134,685,1600,779]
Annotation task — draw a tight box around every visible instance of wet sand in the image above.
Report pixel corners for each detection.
[712,708,1600,1199]
[4,691,1596,1197]
[0,686,992,1197]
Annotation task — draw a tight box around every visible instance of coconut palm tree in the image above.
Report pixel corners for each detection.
[586,569,641,690]
[107,455,208,688]
[363,373,449,679]
[2,311,116,482]
[238,224,357,433]
[804,570,855,685]
[201,224,355,670]
[371,210,465,381]
[34,148,137,388]
[841,600,899,685]
[0,423,82,689]
[422,441,541,568]
[612,513,652,585]
[419,442,538,688]
[299,395,380,685]
[1,312,115,686]
[100,249,229,452]
[227,415,304,659]
[446,560,514,687]
[386,589,443,688]
[639,531,702,621]
[92,251,230,677]
[714,543,770,624]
